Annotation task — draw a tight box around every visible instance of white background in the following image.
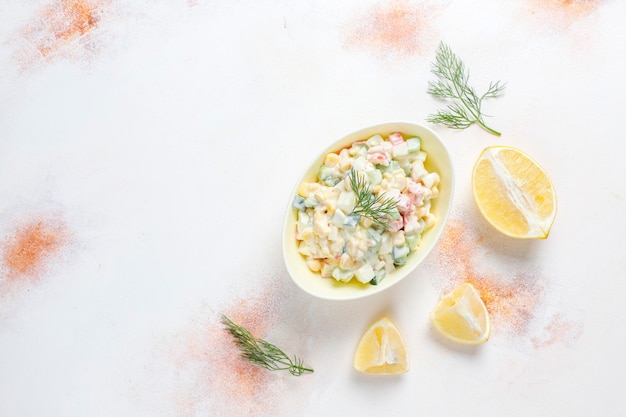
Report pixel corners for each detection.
[1,0,625,416]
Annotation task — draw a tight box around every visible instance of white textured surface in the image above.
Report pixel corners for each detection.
[0,1,625,416]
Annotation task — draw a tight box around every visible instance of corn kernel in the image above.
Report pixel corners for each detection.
[424,213,437,229]
[299,229,313,240]
[339,253,354,269]
[324,153,340,167]
[306,259,322,272]
[392,231,405,246]
[298,182,321,198]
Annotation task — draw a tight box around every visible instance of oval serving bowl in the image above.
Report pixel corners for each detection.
[282,122,454,301]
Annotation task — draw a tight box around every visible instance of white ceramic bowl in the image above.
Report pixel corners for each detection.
[282,122,454,301]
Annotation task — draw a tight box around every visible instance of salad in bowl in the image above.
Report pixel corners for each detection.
[283,122,454,300]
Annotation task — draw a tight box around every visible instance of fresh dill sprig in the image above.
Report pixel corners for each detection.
[427,42,506,136]
[221,314,314,377]
[348,169,398,229]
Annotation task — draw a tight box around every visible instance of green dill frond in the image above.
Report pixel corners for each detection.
[221,314,313,377]
[427,42,506,137]
[348,169,399,229]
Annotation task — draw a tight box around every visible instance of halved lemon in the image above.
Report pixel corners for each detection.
[430,283,490,345]
[354,316,409,375]
[472,146,557,239]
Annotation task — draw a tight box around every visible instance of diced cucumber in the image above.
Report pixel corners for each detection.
[365,228,383,252]
[317,165,333,181]
[378,160,401,173]
[323,177,341,187]
[293,195,306,211]
[406,137,421,153]
[392,244,410,263]
[344,213,360,230]
[397,158,411,176]
[332,268,354,282]
[318,165,340,186]
[393,256,408,266]
[366,228,382,245]
[366,169,383,185]
[405,233,420,250]
[304,196,318,208]
[370,269,387,285]
[349,143,367,157]
[388,207,401,221]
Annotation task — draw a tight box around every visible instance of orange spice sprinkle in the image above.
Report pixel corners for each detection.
[12,0,108,72]
[344,0,438,59]
[533,313,584,349]
[434,218,545,337]
[36,0,99,58]
[58,0,98,39]
[523,0,603,29]
[2,218,68,279]
[530,0,601,14]
[171,283,285,417]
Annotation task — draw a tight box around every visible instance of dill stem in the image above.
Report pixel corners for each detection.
[478,121,501,136]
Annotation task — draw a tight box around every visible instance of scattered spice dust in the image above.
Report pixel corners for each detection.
[531,313,583,349]
[343,0,443,60]
[166,278,303,417]
[12,0,112,73]
[523,0,604,29]
[0,215,70,289]
[429,212,584,350]
[433,218,546,339]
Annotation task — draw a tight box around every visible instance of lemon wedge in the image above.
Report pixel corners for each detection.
[354,317,409,375]
[430,283,490,345]
[472,146,557,239]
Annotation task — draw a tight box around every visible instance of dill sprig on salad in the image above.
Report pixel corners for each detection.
[348,169,399,229]
[293,132,440,285]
